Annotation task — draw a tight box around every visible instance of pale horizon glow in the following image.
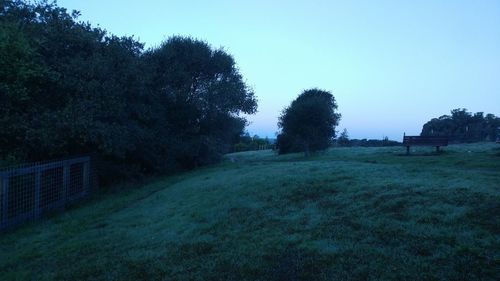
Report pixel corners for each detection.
[58,0,500,140]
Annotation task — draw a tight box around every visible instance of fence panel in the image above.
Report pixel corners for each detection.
[0,156,96,231]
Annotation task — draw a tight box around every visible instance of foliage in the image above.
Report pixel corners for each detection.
[337,136,401,147]
[277,89,340,155]
[145,37,257,168]
[337,128,350,146]
[348,137,400,147]
[0,1,256,182]
[1,143,498,280]
[233,133,273,152]
[421,108,500,143]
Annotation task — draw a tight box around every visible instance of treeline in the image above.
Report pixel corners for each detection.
[233,134,273,152]
[338,138,400,147]
[421,109,499,143]
[336,130,400,147]
[0,1,257,183]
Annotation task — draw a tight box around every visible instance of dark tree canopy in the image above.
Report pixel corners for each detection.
[277,89,340,155]
[421,109,499,143]
[145,36,257,168]
[0,0,257,183]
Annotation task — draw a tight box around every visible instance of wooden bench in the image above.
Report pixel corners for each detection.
[403,135,448,155]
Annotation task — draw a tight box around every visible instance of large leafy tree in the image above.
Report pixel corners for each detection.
[277,89,340,155]
[0,19,51,159]
[146,37,257,167]
[0,1,156,172]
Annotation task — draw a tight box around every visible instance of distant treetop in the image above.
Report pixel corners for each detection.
[421,109,499,143]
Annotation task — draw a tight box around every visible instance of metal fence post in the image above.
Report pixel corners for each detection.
[62,162,69,207]
[2,174,9,228]
[34,168,41,219]
[83,159,90,195]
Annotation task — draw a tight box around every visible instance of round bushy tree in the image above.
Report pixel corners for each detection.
[277,89,340,155]
[146,37,258,167]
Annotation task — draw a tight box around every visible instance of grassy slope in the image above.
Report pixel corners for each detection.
[0,144,499,280]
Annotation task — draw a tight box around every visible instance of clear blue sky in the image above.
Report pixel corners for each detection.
[58,0,500,140]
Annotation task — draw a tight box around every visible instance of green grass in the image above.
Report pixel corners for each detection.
[1,143,499,280]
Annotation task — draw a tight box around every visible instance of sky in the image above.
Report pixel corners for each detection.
[58,0,500,140]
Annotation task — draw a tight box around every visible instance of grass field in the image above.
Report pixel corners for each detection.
[0,143,499,280]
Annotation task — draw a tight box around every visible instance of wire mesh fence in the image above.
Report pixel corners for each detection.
[0,155,97,231]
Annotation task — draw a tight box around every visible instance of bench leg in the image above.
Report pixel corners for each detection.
[406,146,410,155]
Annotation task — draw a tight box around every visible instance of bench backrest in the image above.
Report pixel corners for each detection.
[403,136,448,146]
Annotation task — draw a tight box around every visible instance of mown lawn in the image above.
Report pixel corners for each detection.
[0,143,499,280]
